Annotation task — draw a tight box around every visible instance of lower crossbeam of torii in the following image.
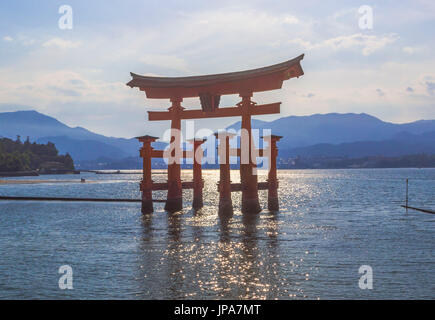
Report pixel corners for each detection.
[127,54,304,215]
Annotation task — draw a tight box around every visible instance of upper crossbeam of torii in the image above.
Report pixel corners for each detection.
[127,54,304,108]
[127,54,304,214]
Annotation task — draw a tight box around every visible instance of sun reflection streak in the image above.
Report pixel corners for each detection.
[134,170,324,299]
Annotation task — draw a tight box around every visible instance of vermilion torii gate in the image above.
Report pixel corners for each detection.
[127,54,304,214]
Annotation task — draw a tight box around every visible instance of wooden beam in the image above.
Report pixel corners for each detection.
[148,102,281,121]
[127,54,305,99]
[151,150,193,159]
[152,181,195,191]
[250,103,281,116]
[235,148,268,157]
[229,182,269,192]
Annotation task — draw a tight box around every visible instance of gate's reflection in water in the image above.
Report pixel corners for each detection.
[137,208,282,299]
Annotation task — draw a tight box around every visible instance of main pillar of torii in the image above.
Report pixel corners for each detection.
[165,98,184,212]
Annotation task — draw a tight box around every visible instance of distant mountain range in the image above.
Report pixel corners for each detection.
[283,132,435,159]
[229,113,435,159]
[1,110,435,168]
[0,110,141,161]
[228,113,435,148]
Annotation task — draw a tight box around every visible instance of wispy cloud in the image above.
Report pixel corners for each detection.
[42,38,81,49]
[402,46,415,54]
[376,88,385,97]
[140,54,190,72]
[423,76,435,96]
[290,33,399,56]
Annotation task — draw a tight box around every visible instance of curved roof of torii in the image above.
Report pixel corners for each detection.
[127,54,304,99]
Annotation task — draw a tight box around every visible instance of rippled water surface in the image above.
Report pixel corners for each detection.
[0,169,434,299]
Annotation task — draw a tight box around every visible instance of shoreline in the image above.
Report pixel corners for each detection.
[0,180,95,185]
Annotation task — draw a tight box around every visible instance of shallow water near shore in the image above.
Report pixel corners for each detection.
[0,168,434,299]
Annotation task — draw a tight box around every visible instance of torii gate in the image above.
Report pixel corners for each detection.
[127,54,304,214]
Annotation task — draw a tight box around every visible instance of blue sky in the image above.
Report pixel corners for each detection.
[0,0,434,138]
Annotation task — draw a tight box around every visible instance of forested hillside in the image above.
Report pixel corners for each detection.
[0,136,74,172]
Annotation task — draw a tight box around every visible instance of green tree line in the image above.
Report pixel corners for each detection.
[0,136,74,172]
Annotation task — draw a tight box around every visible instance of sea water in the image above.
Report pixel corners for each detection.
[0,169,434,299]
